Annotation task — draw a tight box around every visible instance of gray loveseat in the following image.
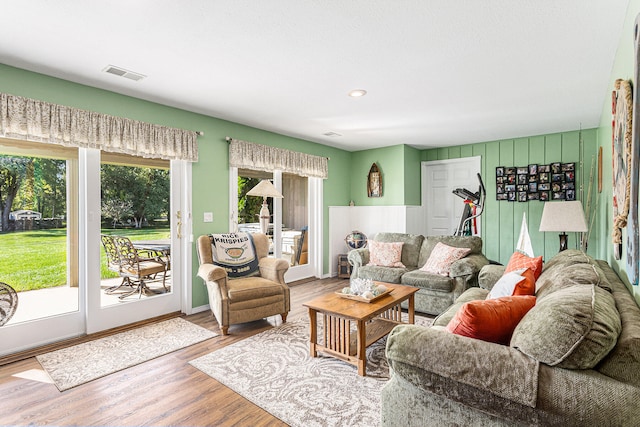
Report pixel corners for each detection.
[348,232,489,315]
[382,250,640,426]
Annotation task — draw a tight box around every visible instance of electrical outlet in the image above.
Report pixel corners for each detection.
[203,212,213,222]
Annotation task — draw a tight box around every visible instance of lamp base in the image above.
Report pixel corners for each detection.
[559,232,568,252]
[259,201,270,235]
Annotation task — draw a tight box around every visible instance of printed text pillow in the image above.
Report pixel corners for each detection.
[367,241,405,267]
[420,242,471,276]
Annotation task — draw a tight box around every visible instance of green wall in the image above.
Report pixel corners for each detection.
[349,144,421,206]
[0,63,353,308]
[422,129,599,266]
[597,0,640,300]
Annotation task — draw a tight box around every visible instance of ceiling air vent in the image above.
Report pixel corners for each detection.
[323,132,342,137]
[103,65,146,81]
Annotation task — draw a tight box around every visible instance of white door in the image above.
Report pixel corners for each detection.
[423,157,482,236]
[85,150,187,334]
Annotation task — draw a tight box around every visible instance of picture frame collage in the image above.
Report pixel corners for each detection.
[496,162,576,202]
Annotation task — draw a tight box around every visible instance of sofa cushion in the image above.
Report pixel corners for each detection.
[541,248,594,272]
[401,269,454,292]
[504,251,543,279]
[420,242,471,276]
[487,268,535,299]
[373,232,424,268]
[535,262,608,298]
[511,284,621,369]
[432,287,489,327]
[417,235,483,267]
[356,265,410,284]
[367,240,405,267]
[446,295,536,345]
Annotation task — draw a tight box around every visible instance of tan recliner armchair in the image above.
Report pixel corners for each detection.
[196,233,290,335]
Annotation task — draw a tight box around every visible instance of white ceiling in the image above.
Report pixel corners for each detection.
[0,1,630,152]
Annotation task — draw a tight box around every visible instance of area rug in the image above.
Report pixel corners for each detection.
[189,316,432,427]
[37,317,217,391]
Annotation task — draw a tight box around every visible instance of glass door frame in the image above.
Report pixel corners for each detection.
[229,167,323,282]
[86,150,189,333]
[0,140,84,357]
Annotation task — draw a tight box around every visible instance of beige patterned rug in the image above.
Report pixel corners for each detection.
[37,317,217,391]
[190,316,431,427]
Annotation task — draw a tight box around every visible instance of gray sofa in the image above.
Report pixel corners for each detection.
[348,232,489,315]
[382,250,640,426]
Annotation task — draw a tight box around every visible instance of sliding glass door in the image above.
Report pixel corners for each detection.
[0,142,189,355]
[0,139,84,356]
[233,167,320,282]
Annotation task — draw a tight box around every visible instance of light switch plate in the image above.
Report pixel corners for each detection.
[203,212,213,222]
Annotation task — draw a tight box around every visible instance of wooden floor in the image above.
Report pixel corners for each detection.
[0,277,349,427]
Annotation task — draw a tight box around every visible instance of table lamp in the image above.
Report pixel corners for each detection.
[246,179,283,234]
[539,201,588,251]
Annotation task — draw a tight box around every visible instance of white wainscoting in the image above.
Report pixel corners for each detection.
[328,205,425,277]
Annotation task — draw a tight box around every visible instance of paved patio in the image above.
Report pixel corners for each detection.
[6,274,172,326]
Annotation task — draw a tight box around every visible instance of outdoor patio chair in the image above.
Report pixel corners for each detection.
[100,234,136,295]
[111,235,168,299]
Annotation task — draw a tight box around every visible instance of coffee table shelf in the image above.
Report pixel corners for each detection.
[303,283,419,376]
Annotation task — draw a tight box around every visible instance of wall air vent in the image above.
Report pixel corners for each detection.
[323,132,342,137]
[103,65,146,81]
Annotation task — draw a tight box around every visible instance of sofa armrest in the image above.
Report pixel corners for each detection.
[386,324,539,408]
[258,257,289,284]
[348,248,370,279]
[449,254,489,278]
[478,264,507,290]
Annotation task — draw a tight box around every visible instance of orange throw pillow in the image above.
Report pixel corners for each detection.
[446,296,536,345]
[504,251,543,280]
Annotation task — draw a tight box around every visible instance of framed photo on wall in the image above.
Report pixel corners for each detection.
[496,162,575,202]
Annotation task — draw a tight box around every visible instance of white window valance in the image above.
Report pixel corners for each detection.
[229,138,328,179]
[0,92,198,161]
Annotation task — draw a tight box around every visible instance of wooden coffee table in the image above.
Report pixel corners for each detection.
[303,283,419,376]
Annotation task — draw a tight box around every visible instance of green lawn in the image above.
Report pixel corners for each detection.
[0,228,170,292]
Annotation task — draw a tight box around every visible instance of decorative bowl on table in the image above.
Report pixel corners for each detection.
[336,278,391,303]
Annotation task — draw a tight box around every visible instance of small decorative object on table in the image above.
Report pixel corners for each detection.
[337,278,391,303]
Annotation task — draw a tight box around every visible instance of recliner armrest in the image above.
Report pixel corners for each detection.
[386,324,539,408]
[197,263,227,283]
[258,257,289,284]
[449,253,489,278]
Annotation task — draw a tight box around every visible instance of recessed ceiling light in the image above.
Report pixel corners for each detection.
[348,89,367,97]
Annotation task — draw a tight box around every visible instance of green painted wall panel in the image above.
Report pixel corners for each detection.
[0,63,353,308]
[483,141,501,262]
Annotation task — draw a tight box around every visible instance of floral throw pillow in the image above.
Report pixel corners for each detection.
[420,242,471,276]
[367,241,405,267]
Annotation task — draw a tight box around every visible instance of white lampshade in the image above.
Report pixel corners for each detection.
[539,201,588,232]
[246,180,283,198]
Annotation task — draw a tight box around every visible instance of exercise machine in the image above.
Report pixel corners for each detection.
[453,173,486,236]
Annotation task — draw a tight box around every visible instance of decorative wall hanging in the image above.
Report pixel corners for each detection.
[495,163,575,202]
[611,78,633,261]
[367,163,382,197]
[627,13,640,285]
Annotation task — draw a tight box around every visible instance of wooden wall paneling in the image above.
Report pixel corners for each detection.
[512,137,530,258]
[461,145,474,158]
[499,140,516,264]
[562,131,581,250]
[528,135,546,257]
[484,141,501,262]
[581,130,600,255]
[448,146,461,159]
[544,134,563,259]
[437,147,449,160]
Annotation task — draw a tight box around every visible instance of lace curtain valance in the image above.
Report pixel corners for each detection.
[228,138,328,179]
[0,92,198,161]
